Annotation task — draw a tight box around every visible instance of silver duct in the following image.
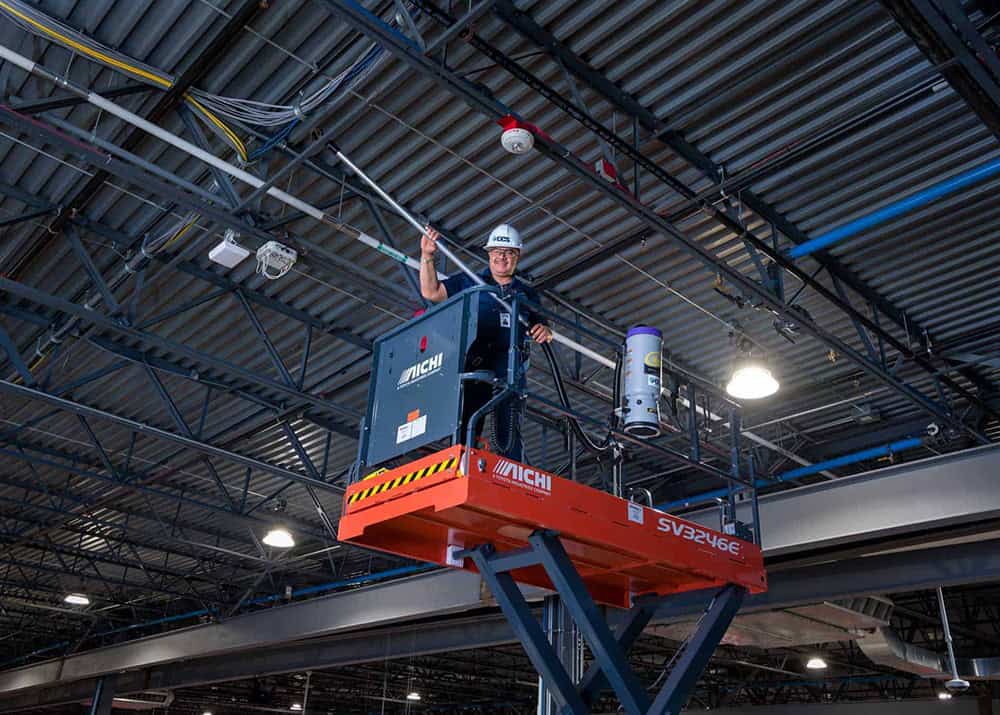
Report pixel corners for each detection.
[858,627,1000,680]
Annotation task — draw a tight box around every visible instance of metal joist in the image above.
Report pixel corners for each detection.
[0,567,488,694]
[0,379,341,494]
[6,536,1000,708]
[0,276,361,427]
[686,442,1000,558]
[323,0,990,444]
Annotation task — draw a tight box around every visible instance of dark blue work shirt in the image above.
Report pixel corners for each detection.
[442,268,544,349]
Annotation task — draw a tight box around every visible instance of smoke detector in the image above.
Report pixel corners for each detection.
[501,126,533,154]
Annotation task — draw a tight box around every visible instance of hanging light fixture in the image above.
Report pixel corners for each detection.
[406,692,422,701]
[805,657,828,670]
[263,526,295,548]
[63,592,90,606]
[938,692,953,701]
[726,337,779,400]
[290,704,303,711]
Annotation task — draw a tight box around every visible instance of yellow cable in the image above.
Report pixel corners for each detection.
[0,0,248,160]
[11,352,47,386]
[185,95,248,160]
[163,218,198,249]
[0,0,170,88]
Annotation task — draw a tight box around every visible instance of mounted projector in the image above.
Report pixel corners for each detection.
[255,241,297,280]
[208,229,250,269]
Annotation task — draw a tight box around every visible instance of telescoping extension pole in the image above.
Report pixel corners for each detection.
[0,42,614,372]
[330,147,615,369]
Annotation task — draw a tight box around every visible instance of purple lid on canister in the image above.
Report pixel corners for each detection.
[627,325,662,338]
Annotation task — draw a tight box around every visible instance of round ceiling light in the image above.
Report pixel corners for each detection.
[263,527,295,548]
[726,357,779,399]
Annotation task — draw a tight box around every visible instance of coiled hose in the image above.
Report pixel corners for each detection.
[540,341,620,454]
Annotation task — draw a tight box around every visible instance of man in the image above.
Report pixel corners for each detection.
[420,223,552,461]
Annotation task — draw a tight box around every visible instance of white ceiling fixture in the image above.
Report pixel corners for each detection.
[726,354,780,400]
[208,228,250,269]
[805,657,828,670]
[263,526,295,548]
[63,593,90,606]
[406,692,422,701]
[290,704,303,711]
[938,692,953,700]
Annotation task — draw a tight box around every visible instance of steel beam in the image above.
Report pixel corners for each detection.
[0,444,330,545]
[236,290,296,387]
[324,0,990,444]
[0,616,515,713]
[10,83,149,115]
[0,568,488,694]
[0,380,340,494]
[169,258,372,351]
[686,442,1000,558]
[87,675,115,715]
[0,321,34,387]
[0,277,361,425]
[4,536,1000,706]
[485,0,997,405]
[5,0,265,278]
[883,0,1000,138]
[476,0,940,348]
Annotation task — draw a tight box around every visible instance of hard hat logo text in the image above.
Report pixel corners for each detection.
[397,352,443,388]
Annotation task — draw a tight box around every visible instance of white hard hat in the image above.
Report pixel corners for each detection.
[485,223,522,251]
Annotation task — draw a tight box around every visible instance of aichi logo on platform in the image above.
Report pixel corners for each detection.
[397,352,443,388]
[492,459,552,496]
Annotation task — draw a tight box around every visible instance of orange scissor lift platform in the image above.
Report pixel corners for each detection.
[338,445,766,608]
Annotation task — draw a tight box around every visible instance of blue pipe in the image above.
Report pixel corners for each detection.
[788,156,1000,258]
[655,437,924,512]
[777,437,923,481]
[1,563,436,667]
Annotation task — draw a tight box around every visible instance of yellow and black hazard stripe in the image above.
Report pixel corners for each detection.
[361,468,388,481]
[348,455,459,505]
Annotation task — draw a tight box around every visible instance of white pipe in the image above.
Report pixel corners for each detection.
[0,43,440,278]
[0,43,826,473]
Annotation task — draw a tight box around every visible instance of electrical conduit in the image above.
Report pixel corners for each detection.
[655,436,924,512]
[788,156,1000,258]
